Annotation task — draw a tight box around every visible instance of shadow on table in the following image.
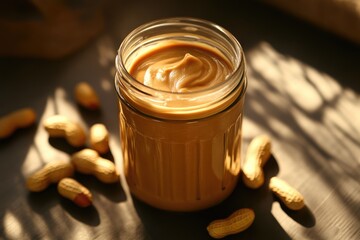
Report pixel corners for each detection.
[75,172,127,203]
[27,185,100,226]
[132,155,315,239]
[59,198,101,226]
[26,168,126,228]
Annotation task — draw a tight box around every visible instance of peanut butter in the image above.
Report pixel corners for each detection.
[129,41,232,93]
[116,19,246,211]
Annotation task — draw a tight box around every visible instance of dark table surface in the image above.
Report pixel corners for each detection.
[1,1,359,239]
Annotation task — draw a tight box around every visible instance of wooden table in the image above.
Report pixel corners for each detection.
[1,1,359,239]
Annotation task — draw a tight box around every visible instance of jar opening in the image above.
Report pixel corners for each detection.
[115,17,247,120]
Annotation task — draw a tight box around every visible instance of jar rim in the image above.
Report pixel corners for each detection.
[115,17,245,96]
[114,17,247,120]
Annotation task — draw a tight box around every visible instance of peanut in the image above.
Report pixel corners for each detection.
[242,134,272,189]
[207,208,255,239]
[89,123,110,154]
[26,160,74,192]
[74,82,100,110]
[0,108,36,139]
[71,148,119,183]
[44,115,86,147]
[58,178,92,207]
[269,177,305,210]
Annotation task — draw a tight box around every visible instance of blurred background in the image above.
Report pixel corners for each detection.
[0,0,359,59]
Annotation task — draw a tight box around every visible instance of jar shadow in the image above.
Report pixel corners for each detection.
[131,155,296,239]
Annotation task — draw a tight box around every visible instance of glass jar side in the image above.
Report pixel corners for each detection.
[115,17,247,211]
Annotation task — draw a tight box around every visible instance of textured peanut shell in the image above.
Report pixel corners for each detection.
[207,208,255,239]
[71,148,119,183]
[26,160,74,192]
[89,123,110,154]
[242,134,271,189]
[269,177,305,210]
[242,163,264,189]
[74,82,100,110]
[246,134,272,167]
[44,115,86,147]
[0,108,36,138]
[58,178,92,207]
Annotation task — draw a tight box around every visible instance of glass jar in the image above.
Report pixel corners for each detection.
[115,17,247,211]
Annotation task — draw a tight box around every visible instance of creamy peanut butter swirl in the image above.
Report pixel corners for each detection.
[129,44,232,92]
